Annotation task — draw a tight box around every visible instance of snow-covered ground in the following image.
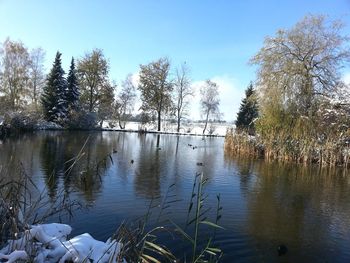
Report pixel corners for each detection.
[103,121,233,137]
[0,223,126,263]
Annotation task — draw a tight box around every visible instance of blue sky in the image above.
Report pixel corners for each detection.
[1,0,349,121]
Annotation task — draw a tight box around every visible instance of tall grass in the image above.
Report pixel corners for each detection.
[0,164,83,261]
[111,173,223,262]
[225,128,350,167]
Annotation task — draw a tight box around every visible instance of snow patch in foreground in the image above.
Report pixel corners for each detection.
[0,223,126,263]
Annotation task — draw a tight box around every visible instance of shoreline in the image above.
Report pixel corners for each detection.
[100,127,226,137]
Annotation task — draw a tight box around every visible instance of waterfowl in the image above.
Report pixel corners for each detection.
[277,244,288,256]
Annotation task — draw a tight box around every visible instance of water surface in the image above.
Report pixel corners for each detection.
[1,131,350,262]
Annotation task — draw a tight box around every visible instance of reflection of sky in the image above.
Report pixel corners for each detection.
[1,132,350,262]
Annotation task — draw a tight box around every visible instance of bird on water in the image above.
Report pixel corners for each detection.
[277,244,288,256]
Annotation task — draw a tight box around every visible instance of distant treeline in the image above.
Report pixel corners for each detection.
[0,42,223,133]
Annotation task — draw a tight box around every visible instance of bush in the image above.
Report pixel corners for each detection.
[2,111,41,131]
[66,110,98,130]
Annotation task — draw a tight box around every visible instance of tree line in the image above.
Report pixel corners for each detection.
[0,42,221,133]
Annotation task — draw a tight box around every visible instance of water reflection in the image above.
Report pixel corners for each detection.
[225,155,350,262]
[1,132,350,262]
[37,132,114,201]
[134,134,161,198]
[40,135,65,198]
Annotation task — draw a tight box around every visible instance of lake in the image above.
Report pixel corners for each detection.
[1,131,350,262]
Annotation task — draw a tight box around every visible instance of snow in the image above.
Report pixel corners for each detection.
[0,250,28,263]
[34,120,63,130]
[0,223,126,263]
[103,121,232,137]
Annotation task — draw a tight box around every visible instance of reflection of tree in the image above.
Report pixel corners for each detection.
[69,133,113,202]
[0,133,43,184]
[243,162,350,261]
[40,132,112,202]
[134,134,161,199]
[227,157,255,196]
[40,135,65,198]
[195,138,220,182]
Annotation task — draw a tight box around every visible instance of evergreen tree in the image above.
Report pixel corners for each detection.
[235,82,258,134]
[66,57,80,111]
[41,51,67,122]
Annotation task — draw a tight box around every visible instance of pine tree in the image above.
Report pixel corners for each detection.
[66,57,80,111]
[41,51,67,122]
[235,82,259,134]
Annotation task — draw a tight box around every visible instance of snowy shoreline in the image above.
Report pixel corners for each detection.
[101,121,232,137]
[101,127,226,137]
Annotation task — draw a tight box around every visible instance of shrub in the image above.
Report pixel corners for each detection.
[66,110,98,130]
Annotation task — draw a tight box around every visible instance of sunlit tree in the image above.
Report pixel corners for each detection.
[0,38,31,110]
[138,57,173,131]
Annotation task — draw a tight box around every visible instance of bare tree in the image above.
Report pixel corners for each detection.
[115,74,136,129]
[174,63,193,132]
[0,38,31,110]
[200,80,220,134]
[29,47,46,109]
[138,57,173,131]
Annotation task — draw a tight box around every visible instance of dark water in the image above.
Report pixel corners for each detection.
[1,131,350,262]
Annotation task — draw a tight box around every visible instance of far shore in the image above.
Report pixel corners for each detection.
[0,119,232,139]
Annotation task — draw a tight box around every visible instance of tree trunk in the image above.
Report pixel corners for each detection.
[119,108,126,129]
[89,87,93,112]
[118,119,125,129]
[177,109,180,132]
[157,110,161,131]
[202,110,210,134]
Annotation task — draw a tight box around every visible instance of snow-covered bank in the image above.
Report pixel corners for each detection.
[102,121,232,137]
[0,223,126,263]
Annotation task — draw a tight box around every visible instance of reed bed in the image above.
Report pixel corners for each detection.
[225,129,350,168]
